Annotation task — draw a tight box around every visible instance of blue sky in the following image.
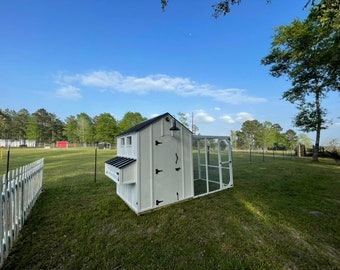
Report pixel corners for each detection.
[1,0,339,144]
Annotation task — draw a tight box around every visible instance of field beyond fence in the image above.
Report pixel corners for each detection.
[0,148,339,269]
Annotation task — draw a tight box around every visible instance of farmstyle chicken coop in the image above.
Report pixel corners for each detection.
[105,113,233,214]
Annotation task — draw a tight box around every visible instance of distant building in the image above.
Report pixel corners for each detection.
[0,139,36,148]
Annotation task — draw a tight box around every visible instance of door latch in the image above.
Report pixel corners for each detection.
[155,140,163,146]
[155,168,163,174]
[156,199,163,206]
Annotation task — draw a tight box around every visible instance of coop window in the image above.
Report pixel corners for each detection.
[121,138,125,146]
[126,136,132,146]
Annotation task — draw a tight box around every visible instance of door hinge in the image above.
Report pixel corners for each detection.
[156,199,163,206]
[155,140,163,146]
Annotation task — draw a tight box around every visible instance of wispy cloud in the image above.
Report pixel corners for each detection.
[236,112,254,122]
[221,115,235,124]
[194,110,215,123]
[56,70,266,104]
[221,112,254,124]
[55,85,82,100]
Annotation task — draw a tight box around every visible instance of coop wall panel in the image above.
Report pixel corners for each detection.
[182,129,194,198]
[117,183,137,212]
[139,127,153,212]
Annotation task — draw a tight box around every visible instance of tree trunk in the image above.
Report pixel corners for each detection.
[313,130,320,162]
[313,90,322,162]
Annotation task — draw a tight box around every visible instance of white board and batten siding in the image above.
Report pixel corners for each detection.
[105,113,194,214]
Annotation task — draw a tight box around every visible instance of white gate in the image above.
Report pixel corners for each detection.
[193,135,233,197]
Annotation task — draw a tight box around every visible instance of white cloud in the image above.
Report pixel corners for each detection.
[235,112,254,122]
[214,107,221,111]
[56,70,266,104]
[194,110,215,123]
[221,115,235,124]
[220,112,254,124]
[55,85,82,100]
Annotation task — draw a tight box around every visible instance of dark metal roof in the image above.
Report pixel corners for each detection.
[118,112,171,136]
[105,156,136,169]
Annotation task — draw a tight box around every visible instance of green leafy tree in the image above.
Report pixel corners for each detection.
[285,129,298,150]
[261,1,339,161]
[118,112,146,133]
[30,109,50,143]
[77,113,94,145]
[240,120,262,149]
[219,140,227,151]
[0,109,11,139]
[26,116,40,141]
[27,109,64,144]
[258,121,275,150]
[94,113,118,144]
[178,112,189,128]
[234,130,247,149]
[13,109,30,140]
[52,118,66,142]
[161,1,318,18]
[298,133,313,149]
[64,116,79,143]
[272,123,283,149]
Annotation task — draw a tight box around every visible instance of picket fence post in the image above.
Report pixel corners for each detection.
[0,158,44,268]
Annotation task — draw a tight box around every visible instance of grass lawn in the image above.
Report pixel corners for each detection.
[1,148,339,269]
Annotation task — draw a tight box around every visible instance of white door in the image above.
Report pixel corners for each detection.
[153,135,181,207]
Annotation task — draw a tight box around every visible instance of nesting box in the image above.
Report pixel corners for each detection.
[105,113,193,214]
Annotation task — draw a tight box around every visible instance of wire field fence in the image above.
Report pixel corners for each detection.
[232,149,295,164]
[0,158,44,267]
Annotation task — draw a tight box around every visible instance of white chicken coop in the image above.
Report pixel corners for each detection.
[105,112,233,214]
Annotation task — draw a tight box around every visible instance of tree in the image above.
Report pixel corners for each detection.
[52,118,66,142]
[77,113,94,145]
[261,1,340,161]
[240,120,262,149]
[219,140,227,151]
[272,123,283,149]
[64,115,78,143]
[26,115,40,142]
[298,133,312,149]
[0,109,11,139]
[13,109,30,140]
[94,113,118,144]
[285,129,298,151]
[258,121,275,150]
[161,1,319,18]
[178,112,189,128]
[26,109,64,144]
[118,112,146,133]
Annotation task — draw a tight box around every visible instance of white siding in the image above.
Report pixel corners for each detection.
[117,133,138,158]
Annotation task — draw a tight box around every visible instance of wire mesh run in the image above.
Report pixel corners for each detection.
[193,136,233,197]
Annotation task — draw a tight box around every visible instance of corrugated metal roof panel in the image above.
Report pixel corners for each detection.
[105,156,136,169]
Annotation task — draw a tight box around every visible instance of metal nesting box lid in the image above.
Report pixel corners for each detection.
[105,156,136,169]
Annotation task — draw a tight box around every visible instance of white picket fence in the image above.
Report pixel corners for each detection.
[0,158,44,267]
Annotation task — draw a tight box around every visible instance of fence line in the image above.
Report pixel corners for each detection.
[0,158,44,267]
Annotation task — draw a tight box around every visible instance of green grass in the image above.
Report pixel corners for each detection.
[1,148,340,269]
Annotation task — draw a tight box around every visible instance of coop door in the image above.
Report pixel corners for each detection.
[153,135,181,207]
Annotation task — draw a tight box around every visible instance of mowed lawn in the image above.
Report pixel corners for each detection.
[1,148,339,269]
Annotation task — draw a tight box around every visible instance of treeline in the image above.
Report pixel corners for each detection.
[1,108,307,149]
[232,120,302,151]
[0,108,146,145]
